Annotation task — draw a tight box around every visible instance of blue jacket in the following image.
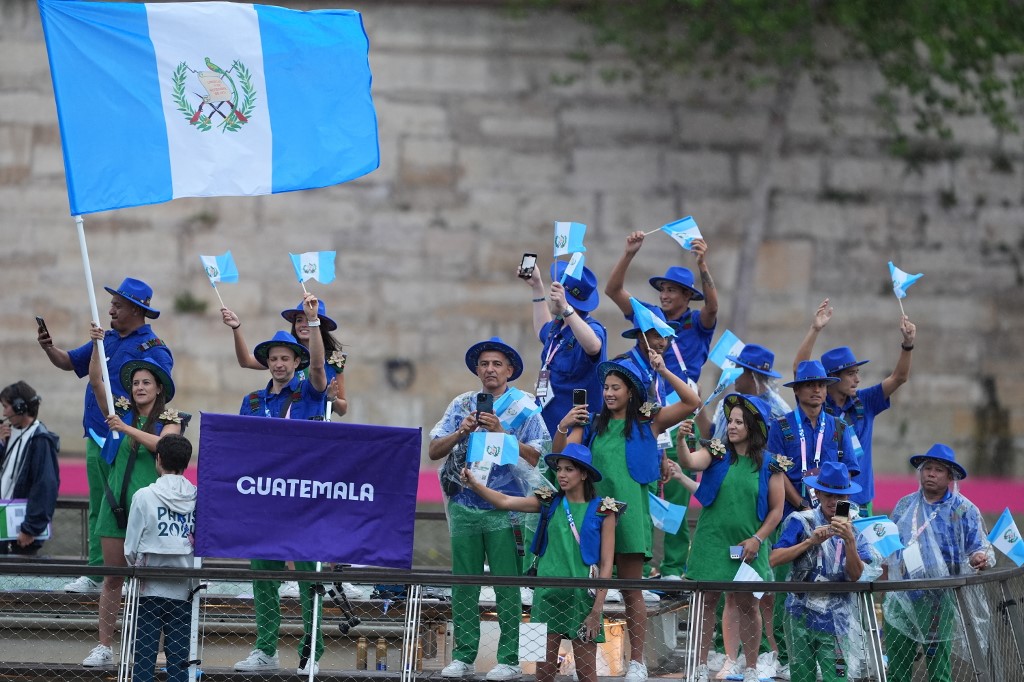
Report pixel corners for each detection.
[585,418,660,485]
[531,494,606,566]
[4,422,60,538]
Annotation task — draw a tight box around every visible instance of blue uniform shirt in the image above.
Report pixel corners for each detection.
[239,374,327,421]
[824,384,889,506]
[767,407,859,518]
[537,315,607,437]
[68,325,173,439]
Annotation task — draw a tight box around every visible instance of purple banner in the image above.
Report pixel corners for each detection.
[195,413,421,569]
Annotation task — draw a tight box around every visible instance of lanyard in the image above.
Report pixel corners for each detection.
[562,496,582,545]
[796,407,826,501]
[668,339,686,375]
[542,334,564,371]
[909,497,941,545]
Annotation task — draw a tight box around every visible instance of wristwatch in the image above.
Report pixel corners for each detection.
[559,306,576,320]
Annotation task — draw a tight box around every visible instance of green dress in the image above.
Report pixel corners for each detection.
[591,420,651,557]
[686,456,772,581]
[96,416,159,539]
[532,499,605,642]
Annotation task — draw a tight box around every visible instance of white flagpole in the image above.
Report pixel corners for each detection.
[211,282,225,308]
[188,556,204,682]
[897,296,906,317]
[75,215,119,439]
[305,561,322,680]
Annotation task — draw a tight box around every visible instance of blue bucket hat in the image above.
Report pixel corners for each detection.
[722,393,772,439]
[821,346,869,375]
[119,358,175,403]
[909,443,967,481]
[804,461,862,496]
[281,300,338,332]
[104,277,160,319]
[544,443,603,483]
[465,337,524,381]
[550,261,600,312]
[621,302,681,339]
[648,266,704,301]
[254,331,311,371]
[726,343,782,379]
[598,356,648,399]
[784,360,841,388]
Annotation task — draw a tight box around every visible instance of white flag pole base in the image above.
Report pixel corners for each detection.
[212,283,225,309]
[74,215,119,440]
[897,297,906,317]
[642,227,661,236]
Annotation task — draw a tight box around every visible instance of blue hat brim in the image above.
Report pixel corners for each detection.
[783,374,840,388]
[825,359,870,374]
[621,321,681,339]
[281,308,338,332]
[802,475,862,496]
[104,286,160,319]
[119,359,174,403]
[550,262,600,312]
[465,340,524,381]
[254,339,311,371]
[909,455,967,480]
[598,360,647,399]
[722,393,771,439]
[544,453,603,483]
[647,276,704,302]
[725,354,782,379]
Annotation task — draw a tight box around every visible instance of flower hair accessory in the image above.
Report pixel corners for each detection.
[114,396,131,413]
[158,408,182,424]
[328,350,348,372]
[707,438,727,460]
[534,487,555,502]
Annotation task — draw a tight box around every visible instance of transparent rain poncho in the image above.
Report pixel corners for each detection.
[779,507,881,664]
[882,482,996,659]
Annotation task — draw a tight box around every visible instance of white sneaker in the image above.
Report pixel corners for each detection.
[82,644,113,667]
[485,663,522,681]
[776,663,790,680]
[755,652,778,680]
[441,660,474,678]
[297,659,319,675]
[520,587,533,606]
[478,586,497,603]
[625,660,648,682]
[715,658,741,680]
[642,589,661,603]
[605,588,623,603]
[280,581,301,598]
[234,649,280,671]
[742,668,758,682]
[341,582,363,599]
[690,663,710,682]
[65,576,101,593]
[661,574,683,580]
[707,651,727,672]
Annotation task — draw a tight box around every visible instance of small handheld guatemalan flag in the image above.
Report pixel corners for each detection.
[200,251,239,285]
[707,330,744,369]
[888,261,923,299]
[467,432,520,466]
[553,221,587,257]
[852,515,905,558]
[988,508,1024,567]
[290,251,336,284]
[659,216,703,250]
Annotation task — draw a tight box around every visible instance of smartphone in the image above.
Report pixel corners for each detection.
[35,316,49,336]
[834,500,851,522]
[572,389,587,407]
[518,253,538,280]
[475,392,494,417]
[729,546,744,560]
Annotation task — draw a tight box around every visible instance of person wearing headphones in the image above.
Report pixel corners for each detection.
[0,381,60,556]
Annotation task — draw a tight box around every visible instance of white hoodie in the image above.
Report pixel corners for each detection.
[124,474,197,600]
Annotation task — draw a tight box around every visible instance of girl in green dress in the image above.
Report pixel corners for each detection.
[554,354,700,682]
[463,444,620,682]
[85,325,184,666]
[671,394,787,682]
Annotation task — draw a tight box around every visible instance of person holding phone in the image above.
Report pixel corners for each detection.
[428,337,550,682]
[674,394,787,682]
[36,277,173,595]
[555,354,700,682]
[461,444,620,682]
[520,257,607,439]
[770,462,876,682]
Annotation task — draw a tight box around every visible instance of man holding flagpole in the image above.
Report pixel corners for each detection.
[37,277,173,593]
[429,337,550,681]
[793,299,917,515]
[232,291,328,675]
[605,230,718,384]
[882,444,994,682]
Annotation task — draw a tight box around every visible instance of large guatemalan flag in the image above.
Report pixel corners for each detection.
[39,0,380,215]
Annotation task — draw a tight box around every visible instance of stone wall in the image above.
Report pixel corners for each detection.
[1,0,1022,477]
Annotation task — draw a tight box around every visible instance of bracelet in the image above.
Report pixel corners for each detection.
[560,307,576,319]
[751,534,764,545]
[230,324,240,330]
[901,343,914,351]
[532,297,546,303]
[556,425,569,434]
[307,319,321,327]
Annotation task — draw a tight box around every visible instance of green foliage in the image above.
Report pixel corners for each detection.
[173,291,208,315]
[524,0,1024,143]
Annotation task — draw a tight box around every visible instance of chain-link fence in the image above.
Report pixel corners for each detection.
[1,559,1022,681]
